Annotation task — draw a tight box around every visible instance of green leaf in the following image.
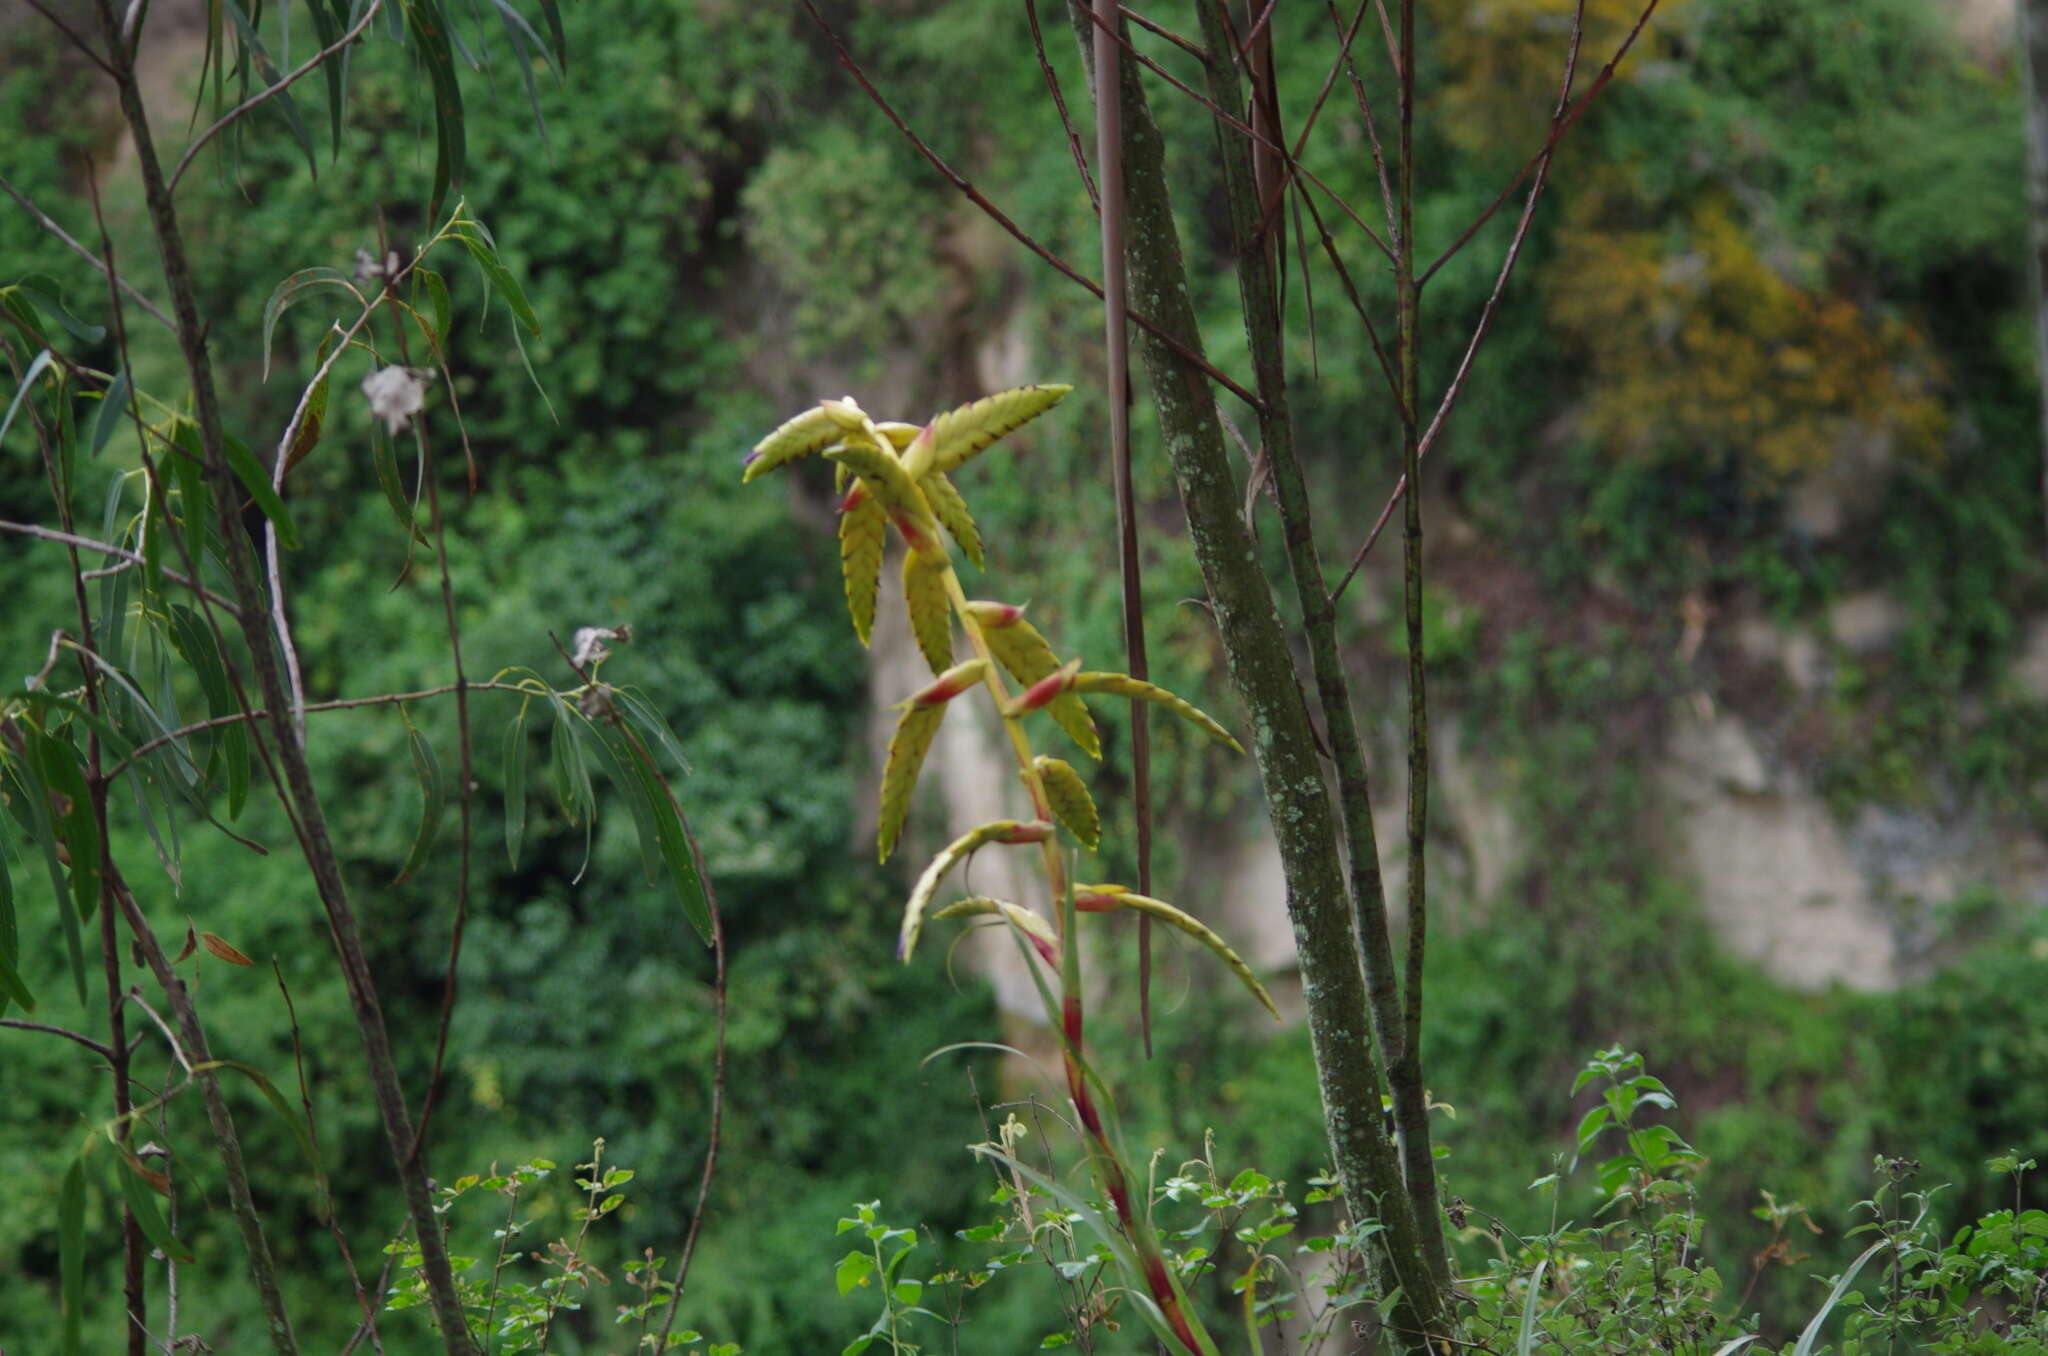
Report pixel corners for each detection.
[1516,1259,1547,1356]
[416,266,453,351]
[222,0,317,178]
[166,603,250,818]
[0,348,55,448]
[450,216,540,337]
[370,420,428,544]
[90,371,131,457]
[7,747,87,1004]
[118,1151,195,1263]
[408,0,467,222]
[1791,1240,1888,1356]
[13,278,104,344]
[0,810,23,1015]
[59,1158,84,1356]
[532,0,565,68]
[503,701,530,866]
[609,722,711,944]
[394,709,444,884]
[1575,1105,1611,1155]
[30,731,100,925]
[259,266,357,379]
[223,431,300,549]
[835,1249,876,1296]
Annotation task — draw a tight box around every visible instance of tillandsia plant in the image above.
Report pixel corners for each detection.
[743,385,1280,1354]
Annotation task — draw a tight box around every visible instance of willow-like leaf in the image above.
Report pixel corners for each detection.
[1033,756,1100,850]
[839,486,886,645]
[503,702,529,867]
[826,438,942,559]
[878,704,945,864]
[1072,672,1241,752]
[902,551,953,673]
[1075,885,1278,1019]
[742,404,840,481]
[117,1150,193,1263]
[393,710,443,885]
[968,602,1100,759]
[259,267,356,379]
[920,470,983,568]
[899,820,1053,961]
[925,384,1073,475]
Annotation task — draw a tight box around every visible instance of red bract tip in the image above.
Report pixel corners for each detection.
[966,600,1025,628]
[1006,659,1079,716]
[1075,891,1123,913]
[839,481,868,513]
[910,659,990,707]
[995,821,1054,845]
[741,448,762,466]
[891,511,936,555]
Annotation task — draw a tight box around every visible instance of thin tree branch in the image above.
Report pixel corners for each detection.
[0,1019,117,1059]
[0,175,175,331]
[165,0,384,194]
[798,0,1264,411]
[1028,0,1098,213]
[21,0,118,76]
[1419,0,1663,285]
[0,520,238,608]
[1092,0,1154,1057]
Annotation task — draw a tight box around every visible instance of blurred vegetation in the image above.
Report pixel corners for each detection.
[3,0,2046,1350]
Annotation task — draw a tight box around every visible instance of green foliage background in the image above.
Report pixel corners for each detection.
[3,0,2045,1350]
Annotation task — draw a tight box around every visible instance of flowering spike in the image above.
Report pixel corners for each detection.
[1033,756,1100,850]
[1072,672,1242,752]
[920,471,984,568]
[900,819,1056,961]
[742,405,841,482]
[902,551,954,673]
[1003,658,1081,719]
[839,486,886,646]
[926,384,1073,475]
[1073,885,1279,1019]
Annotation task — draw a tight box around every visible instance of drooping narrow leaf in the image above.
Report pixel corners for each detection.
[878,705,944,865]
[0,349,54,447]
[393,710,444,884]
[222,0,317,178]
[586,717,663,884]
[919,470,983,568]
[166,603,249,816]
[283,328,336,483]
[1033,756,1100,850]
[370,421,428,544]
[1072,672,1242,752]
[613,722,711,944]
[532,0,565,67]
[30,732,100,924]
[901,551,953,673]
[487,0,555,150]
[258,266,356,379]
[223,432,300,549]
[415,267,453,352]
[611,688,693,776]
[0,810,24,1015]
[548,696,596,879]
[304,0,346,157]
[407,0,466,221]
[838,485,886,645]
[58,1157,84,1356]
[1073,885,1277,1019]
[7,754,86,1003]
[503,700,529,866]
[899,820,1052,961]
[90,371,131,457]
[450,217,538,337]
[118,1150,195,1262]
[924,384,1072,475]
[12,278,104,344]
